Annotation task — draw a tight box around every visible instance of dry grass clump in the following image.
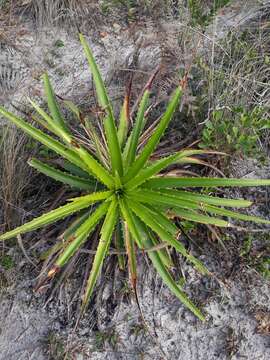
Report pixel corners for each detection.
[4,0,98,26]
[196,7,270,155]
[203,9,270,116]
[100,0,182,18]
[15,0,184,26]
[0,125,34,230]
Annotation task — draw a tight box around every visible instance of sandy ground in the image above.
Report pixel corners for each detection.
[0,1,269,359]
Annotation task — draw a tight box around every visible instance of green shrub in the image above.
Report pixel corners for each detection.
[197,24,270,157]
[200,107,270,157]
[0,35,270,320]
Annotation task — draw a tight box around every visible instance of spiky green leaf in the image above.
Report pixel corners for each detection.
[61,210,92,240]
[55,201,110,267]
[82,198,118,307]
[43,73,70,133]
[157,189,252,208]
[80,34,123,176]
[205,204,270,225]
[144,177,270,189]
[29,158,95,190]
[0,106,87,171]
[128,198,209,275]
[123,222,137,287]
[29,98,71,143]
[0,191,112,241]
[125,89,150,167]
[123,86,182,183]
[129,215,205,320]
[126,153,179,189]
[170,208,230,227]
[118,95,129,149]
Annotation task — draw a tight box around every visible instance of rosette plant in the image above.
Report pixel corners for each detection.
[0,34,270,321]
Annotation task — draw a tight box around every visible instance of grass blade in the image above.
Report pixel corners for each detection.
[79,34,109,107]
[125,149,221,189]
[30,97,114,186]
[148,245,205,320]
[125,149,222,189]
[31,113,56,133]
[118,74,132,149]
[63,100,81,120]
[67,144,114,188]
[139,194,231,228]
[42,209,93,260]
[84,117,109,167]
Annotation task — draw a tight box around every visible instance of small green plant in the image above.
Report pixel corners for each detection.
[240,235,270,279]
[45,331,67,360]
[54,39,65,48]
[257,257,270,279]
[94,329,119,350]
[200,107,270,157]
[0,254,14,270]
[130,322,146,337]
[0,34,270,320]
